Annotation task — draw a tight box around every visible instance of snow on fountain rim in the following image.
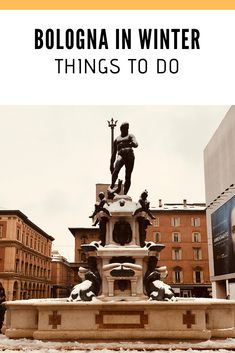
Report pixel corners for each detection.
[4,297,235,306]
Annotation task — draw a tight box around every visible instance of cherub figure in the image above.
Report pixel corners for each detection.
[89,192,110,226]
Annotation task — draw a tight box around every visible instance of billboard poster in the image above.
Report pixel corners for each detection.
[212,195,235,276]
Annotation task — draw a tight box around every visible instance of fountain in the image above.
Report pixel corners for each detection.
[3,121,235,341]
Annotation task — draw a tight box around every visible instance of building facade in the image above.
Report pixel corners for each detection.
[51,250,74,298]
[147,200,211,297]
[204,106,235,299]
[70,196,211,298]
[69,227,99,264]
[68,227,99,285]
[0,210,54,300]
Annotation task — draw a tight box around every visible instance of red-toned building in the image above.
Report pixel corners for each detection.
[147,200,211,297]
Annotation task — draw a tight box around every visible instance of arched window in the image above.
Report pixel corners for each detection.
[173,266,183,283]
[0,283,6,302]
[81,235,88,244]
[13,281,19,300]
[193,266,203,283]
[81,252,87,262]
[155,232,161,242]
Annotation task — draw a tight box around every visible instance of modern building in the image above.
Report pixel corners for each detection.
[204,106,235,299]
[0,210,54,300]
[51,250,74,298]
[70,188,211,297]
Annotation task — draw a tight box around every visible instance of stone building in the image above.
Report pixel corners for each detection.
[0,210,54,300]
[70,188,211,298]
[204,106,235,299]
[51,250,74,298]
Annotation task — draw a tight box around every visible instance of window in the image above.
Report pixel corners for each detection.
[81,252,87,262]
[193,267,203,283]
[173,267,183,283]
[171,217,180,227]
[155,232,161,242]
[17,228,20,240]
[193,248,202,260]
[191,217,200,227]
[152,218,159,227]
[172,248,182,260]
[192,232,201,243]
[0,225,3,238]
[21,261,25,273]
[25,263,28,275]
[81,235,87,244]
[175,271,181,283]
[172,232,181,242]
[15,260,19,273]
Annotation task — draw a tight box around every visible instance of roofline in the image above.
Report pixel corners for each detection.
[150,208,206,212]
[52,258,71,266]
[0,210,54,241]
[68,227,99,236]
[164,203,206,207]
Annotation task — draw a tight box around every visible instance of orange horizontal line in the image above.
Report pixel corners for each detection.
[1,0,235,10]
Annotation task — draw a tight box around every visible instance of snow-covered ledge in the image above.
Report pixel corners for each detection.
[3,298,235,341]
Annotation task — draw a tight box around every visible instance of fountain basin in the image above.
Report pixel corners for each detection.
[3,298,235,341]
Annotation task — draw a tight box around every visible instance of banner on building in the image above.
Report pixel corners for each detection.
[212,196,235,276]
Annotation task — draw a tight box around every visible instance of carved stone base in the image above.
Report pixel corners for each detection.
[4,298,235,341]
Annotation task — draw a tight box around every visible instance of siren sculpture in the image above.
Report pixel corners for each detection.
[69,122,175,302]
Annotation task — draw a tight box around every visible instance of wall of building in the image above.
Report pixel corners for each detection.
[70,228,99,263]
[0,211,54,300]
[51,251,74,298]
[204,106,235,203]
[146,206,210,297]
[204,106,235,299]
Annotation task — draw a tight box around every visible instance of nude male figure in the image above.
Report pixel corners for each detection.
[109,122,138,195]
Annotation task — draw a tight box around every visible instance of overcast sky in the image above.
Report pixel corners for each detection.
[0,106,230,261]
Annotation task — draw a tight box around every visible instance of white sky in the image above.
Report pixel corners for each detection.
[0,106,230,261]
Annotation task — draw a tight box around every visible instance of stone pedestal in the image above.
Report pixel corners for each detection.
[4,298,235,340]
[87,194,163,301]
[97,247,148,299]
